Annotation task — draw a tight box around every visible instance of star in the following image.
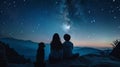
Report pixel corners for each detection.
[32,30,35,33]
[119,9,120,11]
[23,0,26,2]
[101,8,104,12]
[9,32,14,36]
[20,30,23,34]
[37,24,40,27]
[111,10,114,13]
[13,5,16,8]
[113,0,116,2]
[116,6,119,9]
[2,22,6,25]
[3,1,7,4]
[91,19,96,23]
[56,1,59,5]
[20,22,24,25]
[113,16,117,19]
[118,26,120,29]
[36,24,40,30]
[0,10,3,14]
[109,9,115,14]
[13,1,16,4]
[8,2,11,6]
[88,10,91,14]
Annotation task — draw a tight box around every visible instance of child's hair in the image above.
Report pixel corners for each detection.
[64,34,71,41]
[39,42,45,48]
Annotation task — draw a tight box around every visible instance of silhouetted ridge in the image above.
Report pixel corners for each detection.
[0,41,31,64]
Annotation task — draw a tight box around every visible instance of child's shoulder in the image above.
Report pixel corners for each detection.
[63,41,73,44]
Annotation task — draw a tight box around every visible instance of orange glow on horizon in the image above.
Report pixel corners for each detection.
[71,40,112,48]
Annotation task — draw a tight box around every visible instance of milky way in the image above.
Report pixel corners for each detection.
[0,0,120,47]
[60,0,84,32]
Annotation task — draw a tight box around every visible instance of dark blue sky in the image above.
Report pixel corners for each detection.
[0,0,120,47]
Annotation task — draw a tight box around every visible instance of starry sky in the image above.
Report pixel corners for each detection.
[0,0,120,47]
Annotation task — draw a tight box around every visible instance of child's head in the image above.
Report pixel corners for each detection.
[39,42,45,48]
[64,34,71,41]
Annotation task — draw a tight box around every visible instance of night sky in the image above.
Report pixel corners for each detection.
[0,0,120,47]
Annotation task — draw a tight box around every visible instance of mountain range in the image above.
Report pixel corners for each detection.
[0,37,109,62]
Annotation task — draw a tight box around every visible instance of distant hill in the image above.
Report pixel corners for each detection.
[73,47,103,56]
[0,38,49,62]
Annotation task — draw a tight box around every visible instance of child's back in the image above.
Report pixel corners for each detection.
[63,41,73,58]
[63,34,73,59]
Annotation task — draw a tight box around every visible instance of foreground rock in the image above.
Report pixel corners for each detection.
[0,43,8,67]
[46,54,120,67]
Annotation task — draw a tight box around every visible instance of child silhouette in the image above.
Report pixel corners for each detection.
[63,34,79,59]
[49,33,63,63]
[63,34,73,59]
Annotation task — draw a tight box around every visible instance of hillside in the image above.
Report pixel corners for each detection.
[45,54,120,67]
[0,41,31,64]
